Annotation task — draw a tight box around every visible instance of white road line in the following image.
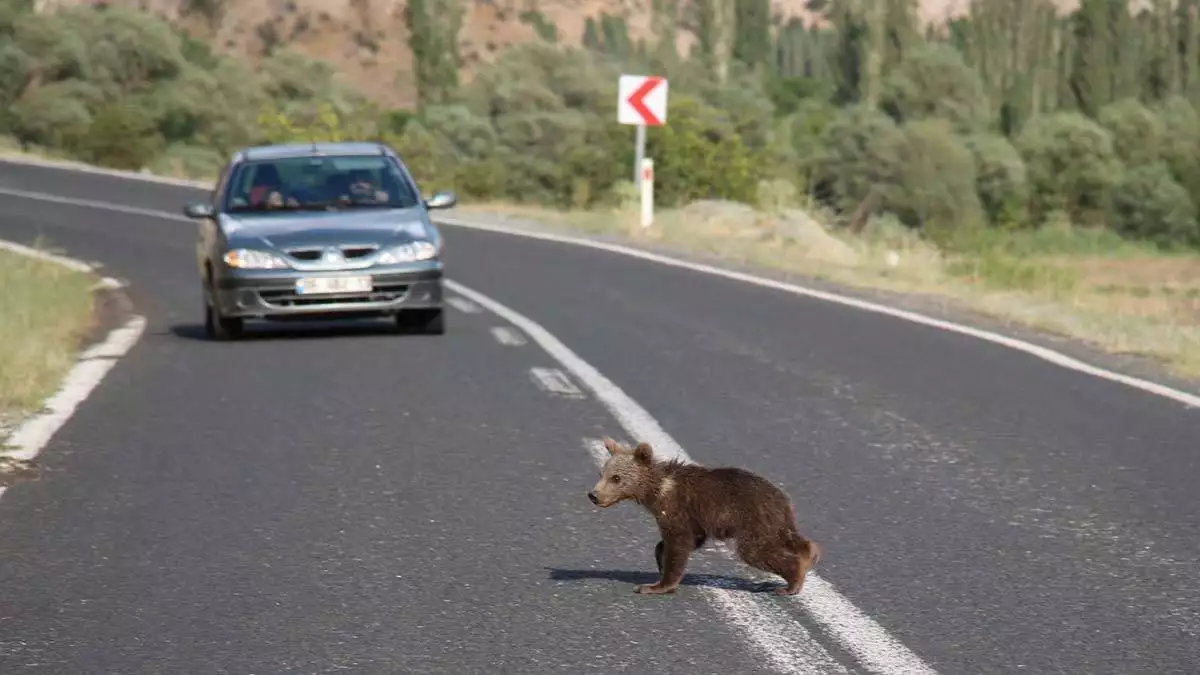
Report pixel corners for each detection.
[490,326,526,346]
[0,240,147,476]
[0,185,192,222]
[4,174,1195,411]
[581,439,851,674]
[453,279,938,675]
[529,367,586,399]
[433,217,1200,410]
[445,296,481,314]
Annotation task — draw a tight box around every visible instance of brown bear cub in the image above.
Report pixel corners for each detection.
[587,437,821,596]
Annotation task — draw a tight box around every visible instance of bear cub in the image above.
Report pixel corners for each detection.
[587,437,821,596]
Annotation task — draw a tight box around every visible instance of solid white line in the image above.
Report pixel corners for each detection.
[0,238,95,273]
[3,173,1195,410]
[0,185,192,222]
[445,296,481,314]
[454,280,938,675]
[490,326,526,346]
[0,239,148,472]
[0,158,940,670]
[434,217,1200,410]
[529,367,585,399]
[581,441,851,674]
[2,318,146,463]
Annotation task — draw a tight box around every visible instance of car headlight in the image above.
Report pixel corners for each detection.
[223,248,290,269]
[376,240,439,264]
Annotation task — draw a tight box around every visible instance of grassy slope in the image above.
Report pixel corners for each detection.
[0,247,97,434]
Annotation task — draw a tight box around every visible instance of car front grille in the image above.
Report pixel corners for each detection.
[258,280,410,308]
[284,244,379,261]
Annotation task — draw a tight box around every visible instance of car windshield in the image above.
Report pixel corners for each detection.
[223,153,421,213]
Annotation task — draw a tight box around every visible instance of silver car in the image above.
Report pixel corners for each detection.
[183,141,457,340]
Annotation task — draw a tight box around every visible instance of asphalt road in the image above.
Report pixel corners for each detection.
[1,158,1198,675]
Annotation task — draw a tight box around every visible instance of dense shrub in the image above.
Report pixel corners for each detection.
[1097,98,1165,169]
[891,118,985,246]
[4,0,1200,251]
[879,43,991,132]
[1015,112,1123,228]
[964,133,1030,229]
[1111,163,1199,250]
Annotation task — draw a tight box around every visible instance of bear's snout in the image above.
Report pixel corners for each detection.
[587,491,599,505]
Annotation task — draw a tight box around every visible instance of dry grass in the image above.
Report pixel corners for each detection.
[0,247,97,431]
[457,198,1200,379]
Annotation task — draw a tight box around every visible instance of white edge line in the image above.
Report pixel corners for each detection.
[2,161,1197,409]
[455,280,938,675]
[0,239,147,470]
[0,159,936,672]
[436,216,1200,410]
[579,437,852,675]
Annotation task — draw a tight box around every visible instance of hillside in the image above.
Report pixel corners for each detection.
[29,0,1061,107]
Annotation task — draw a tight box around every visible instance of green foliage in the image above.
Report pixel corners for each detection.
[7,0,1200,251]
[810,105,907,214]
[1015,111,1123,228]
[964,133,1030,229]
[879,42,991,132]
[1111,162,1199,249]
[1097,98,1165,168]
[70,102,165,170]
[891,118,986,246]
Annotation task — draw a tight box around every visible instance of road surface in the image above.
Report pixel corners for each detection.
[1,158,1197,674]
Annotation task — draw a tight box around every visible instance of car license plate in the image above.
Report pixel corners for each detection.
[295,276,373,295]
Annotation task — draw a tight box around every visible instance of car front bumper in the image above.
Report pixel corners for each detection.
[213,262,444,319]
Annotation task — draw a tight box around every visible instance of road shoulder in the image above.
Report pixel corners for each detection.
[0,240,142,491]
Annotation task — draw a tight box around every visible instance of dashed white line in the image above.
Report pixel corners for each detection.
[490,326,526,346]
[446,296,481,314]
[581,439,852,674]
[453,280,939,675]
[530,367,585,399]
[6,158,1198,409]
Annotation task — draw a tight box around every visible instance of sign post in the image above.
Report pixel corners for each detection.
[617,74,668,196]
[640,158,654,228]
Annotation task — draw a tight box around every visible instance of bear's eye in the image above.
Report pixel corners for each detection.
[611,475,621,484]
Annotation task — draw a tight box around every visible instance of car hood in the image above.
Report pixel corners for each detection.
[221,207,432,250]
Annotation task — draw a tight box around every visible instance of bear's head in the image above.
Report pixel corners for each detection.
[588,437,655,507]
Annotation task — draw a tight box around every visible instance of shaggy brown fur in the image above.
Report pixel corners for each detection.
[587,437,821,596]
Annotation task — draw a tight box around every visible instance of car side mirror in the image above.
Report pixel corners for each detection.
[183,202,214,219]
[424,191,457,210]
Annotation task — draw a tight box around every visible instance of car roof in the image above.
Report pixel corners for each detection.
[232,142,393,163]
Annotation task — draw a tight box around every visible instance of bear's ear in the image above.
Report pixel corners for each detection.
[602,437,623,455]
[632,442,653,465]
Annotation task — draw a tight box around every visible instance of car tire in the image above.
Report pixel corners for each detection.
[397,308,445,335]
[203,282,244,341]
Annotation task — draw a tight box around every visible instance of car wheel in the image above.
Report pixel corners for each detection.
[203,283,244,341]
[397,308,445,335]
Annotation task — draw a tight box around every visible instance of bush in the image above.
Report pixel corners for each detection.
[1154,95,1200,197]
[810,105,907,215]
[964,133,1030,228]
[70,102,164,170]
[880,43,991,132]
[1015,111,1123,228]
[1111,162,1199,250]
[892,118,986,246]
[1097,98,1165,169]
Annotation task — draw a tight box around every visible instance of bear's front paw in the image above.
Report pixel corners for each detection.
[635,583,676,595]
